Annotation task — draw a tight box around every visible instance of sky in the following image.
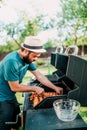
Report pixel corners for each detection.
[0,0,61,23]
[0,0,61,45]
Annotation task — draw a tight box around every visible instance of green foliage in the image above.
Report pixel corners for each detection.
[44,40,57,49]
[77,0,87,19]
[0,42,20,53]
[64,38,74,46]
[0,18,40,53]
[0,45,6,53]
[37,15,55,31]
[64,36,87,46]
[21,19,40,38]
[58,0,87,47]
[60,0,86,20]
[1,0,87,52]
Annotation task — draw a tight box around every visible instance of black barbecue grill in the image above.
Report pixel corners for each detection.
[23,53,87,130]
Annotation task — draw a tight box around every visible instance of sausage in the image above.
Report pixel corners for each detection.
[30,92,59,107]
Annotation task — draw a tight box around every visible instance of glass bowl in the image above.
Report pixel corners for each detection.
[53,99,80,122]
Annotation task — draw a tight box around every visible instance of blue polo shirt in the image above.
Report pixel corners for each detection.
[0,51,37,101]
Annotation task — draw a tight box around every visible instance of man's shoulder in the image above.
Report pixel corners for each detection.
[4,51,19,63]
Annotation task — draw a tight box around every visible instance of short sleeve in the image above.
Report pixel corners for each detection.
[28,62,37,71]
[4,60,19,81]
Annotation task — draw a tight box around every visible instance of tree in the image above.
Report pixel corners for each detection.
[0,0,5,7]
[0,17,40,52]
[59,0,87,55]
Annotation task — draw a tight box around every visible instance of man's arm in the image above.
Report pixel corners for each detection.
[31,70,63,95]
[8,81,44,94]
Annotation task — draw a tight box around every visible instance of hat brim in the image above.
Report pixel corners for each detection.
[21,43,46,53]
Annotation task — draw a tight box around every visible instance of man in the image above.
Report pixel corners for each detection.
[0,36,63,130]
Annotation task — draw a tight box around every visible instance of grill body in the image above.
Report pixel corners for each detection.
[23,53,87,130]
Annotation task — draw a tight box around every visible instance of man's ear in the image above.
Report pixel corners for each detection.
[23,49,29,56]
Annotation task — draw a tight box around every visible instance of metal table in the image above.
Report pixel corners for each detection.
[25,108,87,130]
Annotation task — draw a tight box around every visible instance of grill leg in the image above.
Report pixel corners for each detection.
[5,113,22,129]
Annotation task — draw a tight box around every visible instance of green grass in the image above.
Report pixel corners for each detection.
[19,127,23,130]
[79,107,87,124]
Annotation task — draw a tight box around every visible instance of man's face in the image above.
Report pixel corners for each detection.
[23,51,41,64]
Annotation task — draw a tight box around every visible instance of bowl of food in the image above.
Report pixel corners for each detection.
[53,99,80,122]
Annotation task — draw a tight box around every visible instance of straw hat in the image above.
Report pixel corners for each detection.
[21,36,46,53]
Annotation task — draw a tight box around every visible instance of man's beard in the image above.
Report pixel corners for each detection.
[23,53,32,64]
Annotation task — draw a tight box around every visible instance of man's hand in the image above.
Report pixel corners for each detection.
[54,86,63,95]
[31,70,63,95]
